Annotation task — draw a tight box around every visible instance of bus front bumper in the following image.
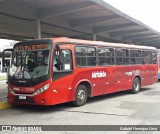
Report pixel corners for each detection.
[7,90,50,106]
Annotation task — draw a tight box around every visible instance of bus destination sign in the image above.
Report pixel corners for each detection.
[18,44,48,51]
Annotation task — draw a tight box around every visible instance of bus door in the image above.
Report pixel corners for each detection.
[52,45,74,102]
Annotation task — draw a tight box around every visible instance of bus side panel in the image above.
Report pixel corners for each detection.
[72,68,107,97]
[49,74,75,105]
[140,64,158,86]
[48,68,107,105]
[147,65,158,84]
[71,66,133,97]
[110,66,133,92]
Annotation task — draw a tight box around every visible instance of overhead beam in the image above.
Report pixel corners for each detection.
[149,43,160,47]
[37,1,96,19]
[122,33,156,40]
[110,29,148,38]
[144,43,160,48]
[70,33,91,38]
[0,33,33,40]
[138,38,160,44]
[93,23,136,34]
[42,31,61,37]
[133,35,160,43]
[70,14,120,28]
[151,43,160,47]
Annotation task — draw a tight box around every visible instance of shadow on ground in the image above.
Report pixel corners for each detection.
[11,86,153,113]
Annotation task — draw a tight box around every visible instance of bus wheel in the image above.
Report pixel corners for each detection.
[131,77,140,94]
[72,85,88,106]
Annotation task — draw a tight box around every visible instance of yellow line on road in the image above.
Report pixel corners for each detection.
[0,101,13,110]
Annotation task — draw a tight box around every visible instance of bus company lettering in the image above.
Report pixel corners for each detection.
[19,44,48,51]
[92,71,106,78]
[125,70,140,76]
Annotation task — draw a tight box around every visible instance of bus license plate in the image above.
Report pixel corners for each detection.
[19,96,26,100]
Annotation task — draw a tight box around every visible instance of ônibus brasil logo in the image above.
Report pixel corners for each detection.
[92,71,106,78]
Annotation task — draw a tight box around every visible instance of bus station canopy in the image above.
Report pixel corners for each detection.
[0,0,160,48]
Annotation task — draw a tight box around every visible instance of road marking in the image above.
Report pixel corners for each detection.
[0,97,7,99]
[0,80,7,83]
[0,101,13,110]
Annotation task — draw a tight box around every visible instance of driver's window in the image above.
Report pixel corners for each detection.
[53,50,73,72]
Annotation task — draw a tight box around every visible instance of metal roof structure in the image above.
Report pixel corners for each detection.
[0,0,160,48]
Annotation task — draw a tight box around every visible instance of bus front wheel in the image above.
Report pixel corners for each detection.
[130,77,140,94]
[72,85,88,106]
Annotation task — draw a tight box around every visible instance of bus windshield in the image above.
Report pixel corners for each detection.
[9,49,50,79]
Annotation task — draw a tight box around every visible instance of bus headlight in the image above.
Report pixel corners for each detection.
[8,86,14,94]
[34,84,50,95]
[13,87,20,91]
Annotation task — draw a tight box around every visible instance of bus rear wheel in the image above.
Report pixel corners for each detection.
[72,85,88,106]
[130,77,140,94]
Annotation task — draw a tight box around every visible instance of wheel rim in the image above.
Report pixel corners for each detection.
[134,80,139,91]
[77,89,86,103]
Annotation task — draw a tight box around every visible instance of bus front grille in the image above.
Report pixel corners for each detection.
[14,96,35,103]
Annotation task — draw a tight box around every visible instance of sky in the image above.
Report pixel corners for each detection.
[0,39,16,52]
[104,0,160,32]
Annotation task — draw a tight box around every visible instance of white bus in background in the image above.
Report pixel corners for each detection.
[0,58,2,72]
[0,40,18,73]
[158,49,160,79]
[0,57,11,72]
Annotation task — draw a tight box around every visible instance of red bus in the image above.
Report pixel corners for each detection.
[4,37,158,106]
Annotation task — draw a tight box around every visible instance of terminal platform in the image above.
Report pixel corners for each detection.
[0,74,13,109]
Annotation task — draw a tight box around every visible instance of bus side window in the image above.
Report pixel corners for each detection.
[63,50,73,71]
[98,48,114,66]
[142,51,152,64]
[53,54,64,71]
[116,48,129,65]
[130,50,142,65]
[87,47,96,66]
[75,47,87,66]
[152,51,157,64]
[75,46,96,67]
[53,49,63,71]
[53,50,72,71]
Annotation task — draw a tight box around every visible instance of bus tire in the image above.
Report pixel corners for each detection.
[72,85,88,107]
[130,77,140,94]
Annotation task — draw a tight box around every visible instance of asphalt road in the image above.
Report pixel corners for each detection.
[0,82,160,134]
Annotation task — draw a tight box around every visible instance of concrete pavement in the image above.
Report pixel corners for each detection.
[0,80,13,109]
[0,82,160,133]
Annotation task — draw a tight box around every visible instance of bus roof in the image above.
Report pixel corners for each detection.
[14,37,157,51]
[53,37,157,50]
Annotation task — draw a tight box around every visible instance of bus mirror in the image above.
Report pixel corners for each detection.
[2,49,13,66]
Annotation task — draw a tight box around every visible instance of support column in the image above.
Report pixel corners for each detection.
[36,19,41,39]
[93,33,97,41]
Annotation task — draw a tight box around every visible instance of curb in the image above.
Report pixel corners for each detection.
[0,101,14,110]
[0,80,7,83]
